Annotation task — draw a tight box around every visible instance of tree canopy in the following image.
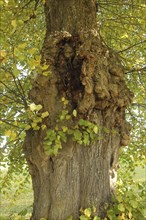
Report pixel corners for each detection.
[0,0,146,219]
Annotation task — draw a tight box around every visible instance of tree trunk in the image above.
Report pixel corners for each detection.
[23,0,133,219]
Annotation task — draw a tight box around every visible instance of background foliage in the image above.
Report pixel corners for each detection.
[0,0,145,219]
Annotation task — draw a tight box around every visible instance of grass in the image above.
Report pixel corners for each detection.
[0,171,33,220]
[0,166,145,219]
[0,190,33,219]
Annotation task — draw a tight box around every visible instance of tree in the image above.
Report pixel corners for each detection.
[0,0,145,220]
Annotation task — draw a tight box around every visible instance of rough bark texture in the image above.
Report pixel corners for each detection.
[23,0,133,219]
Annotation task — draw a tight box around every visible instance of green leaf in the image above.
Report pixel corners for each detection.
[58,131,67,143]
[93,217,100,220]
[83,132,90,146]
[25,125,31,130]
[130,200,138,209]
[13,65,20,77]
[45,129,56,141]
[73,129,82,141]
[79,215,88,220]
[36,104,42,111]
[118,204,125,212]
[79,119,87,127]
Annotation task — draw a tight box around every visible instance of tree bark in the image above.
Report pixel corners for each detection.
[23,0,133,219]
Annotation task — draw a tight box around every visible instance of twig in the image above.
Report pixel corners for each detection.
[118,40,146,53]
[125,67,146,74]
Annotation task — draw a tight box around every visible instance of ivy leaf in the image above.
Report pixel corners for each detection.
[84,208,92,217]
[36,104,43,111]
[41,111,49,118]
[83,132,90,146]
[73,109,77,117]
[79,215,88,220]
[29,103,42,111]
[62,126,68,132]
[73,129,82,141]
[58,131,67,143]
[130,200,138,209]
[118,203,125,212]
[41,124,47,130]
[29,103,37,111]
[31,122,38,129]
[25,125,31,130]
[93,126,98,134]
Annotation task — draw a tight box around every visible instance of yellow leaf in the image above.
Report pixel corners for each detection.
[5,130,11,137]
[93,126,98,134]
[31,122,37,128]
[29,103,37,111]
[28,59,40,69]
[41,111,49,118]
[121,33,128,39]
[5,130,17,140]
[62,126,68,132]
[118,213,125,220]
[0,50,7,63]
[128,212,132,219]
[84,208,92,217]
[11,19,17,28]
[61,97,65,102]
[25,125,31,130]
[18,43,27,49]
[66,115,71,120]
[42,64,49,70]
[36,104,42,111]
[30,103,37,111]
[42,70,51,76]
[73,109,77,117]
[41,124,47,130]
[0,50,7,58]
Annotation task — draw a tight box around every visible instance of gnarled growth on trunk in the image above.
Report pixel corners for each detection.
[23,0,133,219]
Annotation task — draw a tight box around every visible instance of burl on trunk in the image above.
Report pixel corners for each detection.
[23,0,133,219]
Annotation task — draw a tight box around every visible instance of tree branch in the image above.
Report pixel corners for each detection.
[132,103,146,108]
[0,119,20,128]
[118,40,146,53]
[125,67,146,74]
